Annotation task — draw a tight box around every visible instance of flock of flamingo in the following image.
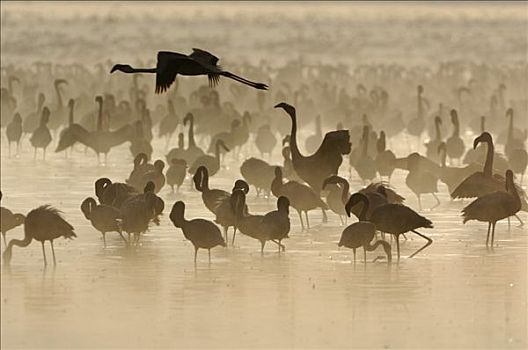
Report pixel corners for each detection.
[1,48,527,266]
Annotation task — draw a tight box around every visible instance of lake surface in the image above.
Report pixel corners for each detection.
[1,131,526,349]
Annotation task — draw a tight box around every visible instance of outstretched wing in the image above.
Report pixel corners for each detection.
[190,48,220,67]
[156,51,189,94]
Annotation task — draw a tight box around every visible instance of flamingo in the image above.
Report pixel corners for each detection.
[110,49,268,93]
[3,205,76,265]
[340,193,392,263]
[462,170,521,246]
[169,201,226,263]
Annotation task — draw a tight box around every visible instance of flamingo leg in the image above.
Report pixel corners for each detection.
[223,226,228,244]
[408,230,433,258]
[102,232,106,248]
[363,247,367,264]
[260,241,265,255]
[507,217,511,231]
[431,193,440,209]
[231,227,237,246]
[194,246,198,264]
[322,209,328,223]
[515,214,524,227]
[486,222,491,246]
[395,235,400,260]
[118,232,128,245]
[491,221,497,247]
[208,249,211,263]
[297,209,304,231]
[352,248,357,264]
[305,211,310,229]
[43,147,46,160]
[271,239,285,252]
[41,241,47,265]
[2,233,6,246]
[8,143,11,157]
[50,240,56,265]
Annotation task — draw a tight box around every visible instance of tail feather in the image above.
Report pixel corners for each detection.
[220,71,268,90]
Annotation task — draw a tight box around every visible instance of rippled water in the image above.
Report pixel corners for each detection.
[1,131,526,349]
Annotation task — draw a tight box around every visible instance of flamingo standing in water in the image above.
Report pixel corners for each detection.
[3,205,76,265]
[110,49,268,93]
[462,170,521,246]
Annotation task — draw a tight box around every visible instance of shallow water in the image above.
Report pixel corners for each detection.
[1,132,527,349]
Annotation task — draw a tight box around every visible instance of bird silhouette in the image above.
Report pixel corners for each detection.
[95,178,138,209]
[445,109,465,164]
[261,196,291,252]
[169,200,226,263]
[30,106,52,160]
[272,166,328,230]
[110,49,268,93]
[0,192,25,245]
[3,205,76,265]
[340,193,392,263]
[462,170,521,246]
[80,197,126,247]
[166,158,187,193]
[369,202,433,260]
[6,113,23,157]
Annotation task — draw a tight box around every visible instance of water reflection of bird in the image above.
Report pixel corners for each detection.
[170,201,226,263]
[340,193,392,263]
[111,49,268,93]
[462,170,521,246]
[3,205,76,265]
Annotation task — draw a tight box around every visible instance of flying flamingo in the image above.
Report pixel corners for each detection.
[110,49,268,93]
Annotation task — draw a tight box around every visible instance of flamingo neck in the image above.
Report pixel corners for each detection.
[435,120,441,141]
[288,112,304,160]
[507,113,514,142]
[68,104,74,125]
[5,235,33,262]
[439,147,447,168]
[358,196,369,221]
[340,180,350,205]
[483,139,494,177]
[55,84,64,109]
[187,119,196,147]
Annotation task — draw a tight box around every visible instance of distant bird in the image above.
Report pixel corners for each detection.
[23,93,46,134]
[445,109,465,164]
[129,120,153,160]
[231,189,281,254]
[406,152,440,210]
[261,196,291,252]
[111,49,268,93]
[240,157,277,197]
[181,113,205,165]
[189,139,229,177]
[425,116,443,164]
[462,170,521,246]
[95,178,137,208]
[166,158,187,193]
[3,205,76,265]
[407,85,427,142]
[375,131,396,182]
[340,193,392,263]
[346,186,389,221]
[127,153,155,191]
[166,133,186,164]
[255,124,277,158]
[0,192,25,245]
[30,106,52,159]
[437,142,479,194]
[6,113,22,156]
[170,201,226,263]
[369,203,433,260]
[158,99,179,147]
[272,166,328,230]
[120,184,161,243]
[322,175,349,224]
[139,160,166,194]
[275,103,351,193]
[80,197,126,247]
[353,126,377,183]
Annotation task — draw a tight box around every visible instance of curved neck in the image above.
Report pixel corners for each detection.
[364,240,391,261]
[483,139,494,176]
[187,118,196,147]
[452,117,459,136]
[55,84,64,109]
[507,112,514,141]
[68,103,74,125]
[5,234,33,261]
[339,180,350,204]
[434,120,441,140]
[439,147,447,167]
[357,196,369,221]
[288,112,304,160]
[201,169,210,191]
[96,100,103,131]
